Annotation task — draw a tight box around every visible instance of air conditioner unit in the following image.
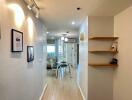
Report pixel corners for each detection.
[65,38,76,43]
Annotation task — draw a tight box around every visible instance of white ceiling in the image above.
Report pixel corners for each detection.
[34,0,132,38]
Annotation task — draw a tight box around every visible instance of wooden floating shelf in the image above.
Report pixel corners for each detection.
[88,37,118,40]
[88,50,118,53]
[88,63,118,67]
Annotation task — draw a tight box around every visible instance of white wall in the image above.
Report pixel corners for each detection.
[88,16,114,100]
[78,17,88,100]
[0,0,47,100]
[114,5,132,100]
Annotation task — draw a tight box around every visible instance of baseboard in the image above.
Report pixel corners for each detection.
[39,83,48,100]
[77,83,86,100]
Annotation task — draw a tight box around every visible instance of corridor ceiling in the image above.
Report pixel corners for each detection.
[34,0,132,37]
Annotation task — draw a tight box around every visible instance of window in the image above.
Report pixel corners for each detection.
[47,45,55,53]
[47,45,56,58]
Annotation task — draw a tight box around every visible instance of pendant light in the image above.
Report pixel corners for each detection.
[65,38,68,42]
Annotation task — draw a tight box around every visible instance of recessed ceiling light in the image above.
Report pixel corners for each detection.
[72,21,75,25]
[77,7,81,10]
[46,32,49,34]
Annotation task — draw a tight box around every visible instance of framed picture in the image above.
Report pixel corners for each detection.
[0,22,1,39]
[0,24,1,39]
[27,46,34,62]
[0,17,1,39]
[11,29,23,52]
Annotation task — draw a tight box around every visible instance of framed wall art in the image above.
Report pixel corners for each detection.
[27,46,34,62]
[0,17,1,39]
[0,23,1,39]
[11,29,23,52]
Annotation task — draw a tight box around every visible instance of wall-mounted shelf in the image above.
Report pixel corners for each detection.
[88,50,118,53]
[88,35,118,68]
[88,63,118,67]
[88,37,118,40]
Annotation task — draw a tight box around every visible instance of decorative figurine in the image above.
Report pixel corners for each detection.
[110,58,118,64]
[111,41,118,51]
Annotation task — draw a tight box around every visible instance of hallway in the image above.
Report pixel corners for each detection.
[42,76,83,100]
[0,0,132,100]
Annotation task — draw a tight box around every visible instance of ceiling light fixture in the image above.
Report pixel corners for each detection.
[72,21,75,25]
[77,7,81,11]
[26,0,40,18]
[35,8,39,18]
[65,38,68,42]
[27,3,34,10]
[46,32,49,34]
[61,37,65,41]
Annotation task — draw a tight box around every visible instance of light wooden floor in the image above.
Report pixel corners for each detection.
[42,68,83,100]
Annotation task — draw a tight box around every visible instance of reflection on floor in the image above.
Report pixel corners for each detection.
[42,67,83,100]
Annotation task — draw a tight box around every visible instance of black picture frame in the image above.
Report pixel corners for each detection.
[11,29,23,52]
[0,23,1,39]
[27,46,34,62]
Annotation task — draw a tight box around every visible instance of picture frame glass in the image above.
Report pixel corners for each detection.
[27,46,34,62]
[11,29,23,52]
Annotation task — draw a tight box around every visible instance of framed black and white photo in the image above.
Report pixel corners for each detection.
[11,29,23,52]
[0,17,1,39]
[0,23,1,39]
[27,46,34,62]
